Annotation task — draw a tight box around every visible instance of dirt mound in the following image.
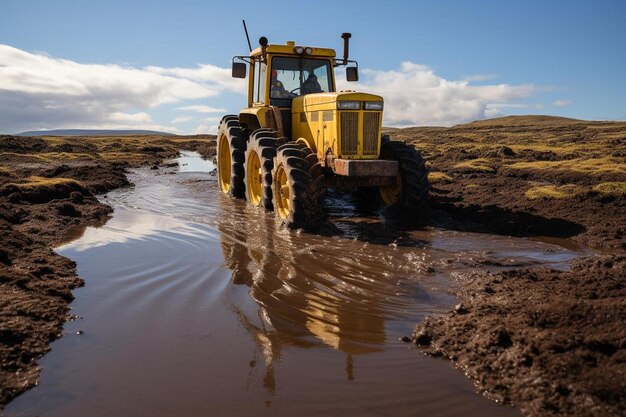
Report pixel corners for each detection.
[412,255,626,417]
[196,141,217,159]
[43,164,130,194]
[0,136,50,153]
[0,177,90,204]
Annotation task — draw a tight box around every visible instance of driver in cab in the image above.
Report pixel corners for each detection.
[270,69,290,99]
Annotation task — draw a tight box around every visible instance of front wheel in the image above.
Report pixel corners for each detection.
[271,144,324,228]
[217,116,247,198]
[244,130,279,209]
[378,140,430,207]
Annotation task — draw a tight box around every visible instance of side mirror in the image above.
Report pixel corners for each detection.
[346,66,359,82]
[232,62,246,79]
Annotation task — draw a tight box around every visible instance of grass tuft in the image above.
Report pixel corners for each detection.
[525,185,584,200]
[509,157,626,176]
[428,171,453,183]
[453,158,497,173]
[592,182,626,197]
[10,176,84,190]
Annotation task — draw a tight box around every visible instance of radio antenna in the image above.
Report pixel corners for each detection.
[242,20,252,52]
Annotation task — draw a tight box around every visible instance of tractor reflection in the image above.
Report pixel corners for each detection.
[217,194,387,393]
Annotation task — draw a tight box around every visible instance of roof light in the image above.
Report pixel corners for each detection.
[294,46,304,54]
[305,47,312,54]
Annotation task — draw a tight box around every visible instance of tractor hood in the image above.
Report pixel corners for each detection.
[292,91,383,113]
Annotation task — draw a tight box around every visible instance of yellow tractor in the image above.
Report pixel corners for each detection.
[218,33,429,228]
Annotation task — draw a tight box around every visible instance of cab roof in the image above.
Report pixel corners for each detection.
[250,41,336,58]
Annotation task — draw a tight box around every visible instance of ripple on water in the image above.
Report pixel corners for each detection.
[5,152,586,417]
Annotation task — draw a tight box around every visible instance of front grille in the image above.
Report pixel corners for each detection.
[363,112,380,155]
[340,112,359,155]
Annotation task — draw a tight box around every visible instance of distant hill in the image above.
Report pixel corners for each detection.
[16,129,176,137]
[454,115,586,128]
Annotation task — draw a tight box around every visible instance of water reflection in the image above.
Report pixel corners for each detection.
[218,195,393,390]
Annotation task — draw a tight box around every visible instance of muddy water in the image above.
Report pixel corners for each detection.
[6,152,582,417]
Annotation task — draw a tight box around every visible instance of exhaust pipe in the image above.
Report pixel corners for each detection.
[259,36,268,62]
[341,33,351,62]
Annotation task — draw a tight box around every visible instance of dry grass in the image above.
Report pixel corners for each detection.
[453,158,497,173]
[9,176,84,190]
[525,185,585,200]
[508,157,626,176]
[428,171,453,183]
[0,152,97,163]
[98,152,158,164]
[593,182,626,197]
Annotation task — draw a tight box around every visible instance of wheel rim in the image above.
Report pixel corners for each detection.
[379,174,402,206]
[218,134,231,194]
[275,164,291,219]
[246,150,263,206]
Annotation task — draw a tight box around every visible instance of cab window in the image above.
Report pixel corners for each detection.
[270,57,332,100]
[253,61,267,104]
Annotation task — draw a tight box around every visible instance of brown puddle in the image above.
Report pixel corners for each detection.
[4,152,584,417]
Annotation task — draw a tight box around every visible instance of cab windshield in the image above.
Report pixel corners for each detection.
[270,57,332,100]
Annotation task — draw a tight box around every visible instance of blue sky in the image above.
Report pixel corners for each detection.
[1,0,624,133]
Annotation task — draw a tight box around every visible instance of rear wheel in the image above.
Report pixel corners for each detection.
[217,116,247,199]
[378,139,430,207]
[244,130,279,209]
[271,143,325,228]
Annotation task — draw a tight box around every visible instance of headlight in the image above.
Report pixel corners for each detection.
[305,47,312,54]
[337,101,360,110]
[294,46,304,54]
[364,101,384,110]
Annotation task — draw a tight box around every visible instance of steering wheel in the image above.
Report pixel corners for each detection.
[289,87,301,95]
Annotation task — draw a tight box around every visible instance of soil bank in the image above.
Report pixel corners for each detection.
[0,134,215,406]
[398,116,626,417]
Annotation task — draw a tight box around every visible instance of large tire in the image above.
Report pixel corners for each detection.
[271,143,325,228]
[217,116,247,199]
[378,138,430,207]
[244,129,279,209]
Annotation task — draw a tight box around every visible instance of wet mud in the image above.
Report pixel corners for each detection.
[4,153,583,416]
[413,256,626,417]
[1,117,624,417]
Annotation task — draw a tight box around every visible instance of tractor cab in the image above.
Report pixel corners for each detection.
[231,35,357,138]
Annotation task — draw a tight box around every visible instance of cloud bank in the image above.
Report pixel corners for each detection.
[338,62,537,126]
[0,44,243,133]
[1,45,540,133]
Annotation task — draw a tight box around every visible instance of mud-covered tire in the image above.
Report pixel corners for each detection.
[217,116,248,199]
[271,143,325,228]
[244,129,279,209]
[378,139,430,207]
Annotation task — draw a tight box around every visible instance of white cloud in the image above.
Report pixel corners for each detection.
[553,99,572,107]
[176,105,227,113]
[0,44,243,133]
[191,123,219,135]
[338,62,538,126]
[171,116,194,124]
